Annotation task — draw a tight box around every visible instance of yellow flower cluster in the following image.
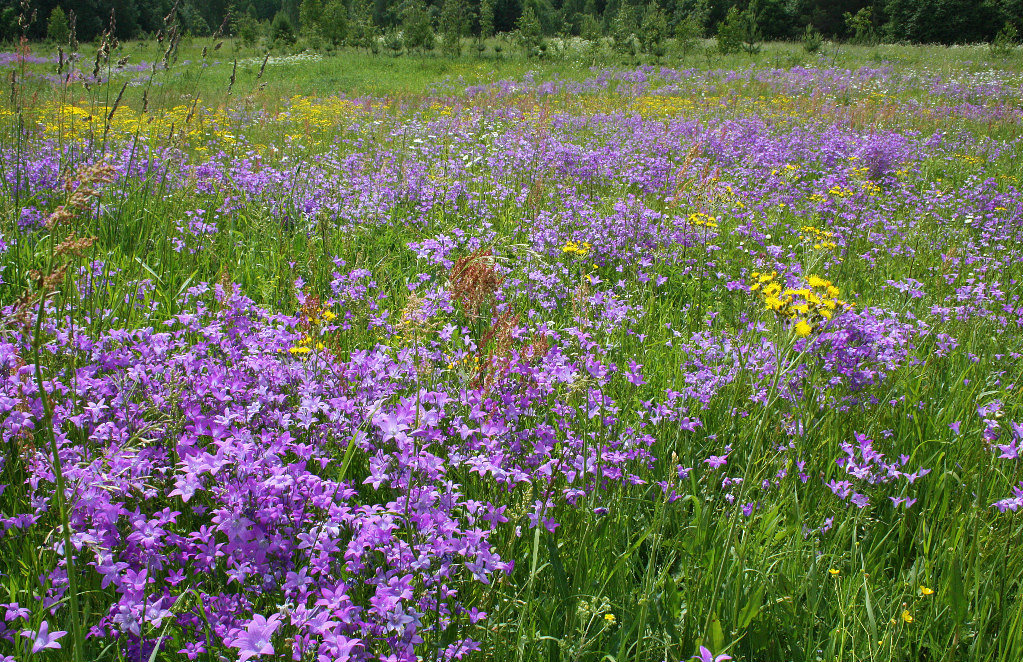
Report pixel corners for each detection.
[749,271,851,337]
[287,309,336,355]
[799,225,838,251]
[828,185,855,197]
[562,241,592,256]
[686,212,719,228]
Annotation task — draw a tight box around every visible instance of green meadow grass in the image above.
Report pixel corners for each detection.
[1,34,1023,662]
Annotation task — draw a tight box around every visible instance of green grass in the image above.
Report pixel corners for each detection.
[2,32,1023,662]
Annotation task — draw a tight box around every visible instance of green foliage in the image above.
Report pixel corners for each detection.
[580,12,602,44]
[991,20,1018,57]
[884,0,1001,44]
[674,12,703,59]
[479,0,495,42]
[0,6,16,43]
[319,1,348,45]
[611,4,637,56]
[271,10,298,45]
[300,0,324,35]
[802,23,823,54]
[46,6,70,46]
[402,0,435,53]
[180,2,214,37]
[751,0,795,40]
[516,5,545,57]
[347,0,377,51]
[440,0,469,56]
[234,12,262,47]
[384,27,404,54]
[717,6,758,56]
[639,3,668,57]
[843,6,876,45]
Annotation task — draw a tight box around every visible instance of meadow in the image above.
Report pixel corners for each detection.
[1,36,1022,662]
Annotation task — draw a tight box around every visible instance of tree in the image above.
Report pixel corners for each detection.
[991,20,1017,56]
[402,0,435,52]
[345,0,375,50]
[270,10,297,45]
[47,6,71,45]
[580,11,602,43]
[179,2,213,36]
[843,6,876,44]
[478,0,495,51]
[516,5,544,56]
[234,11,262,46]
[610,3,637,56]
[716,5,743,53]
[884,0,999,44]
[639,3,668,56]
[320,0,348,45]
[300,0,324,35]
[440,0,469,55]
[674,12,703,59]
[802,23,823,52]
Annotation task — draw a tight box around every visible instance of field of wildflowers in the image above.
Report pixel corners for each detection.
[1,39,1022,662]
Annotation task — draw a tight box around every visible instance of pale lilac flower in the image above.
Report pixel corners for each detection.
[20,621,66,653]
[692,646,732,662]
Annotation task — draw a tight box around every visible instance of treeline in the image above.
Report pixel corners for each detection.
[3,0,1023,47]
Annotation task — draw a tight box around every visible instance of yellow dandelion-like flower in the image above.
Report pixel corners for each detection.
[920,586,934,596]
[901,610,913,623]
[807,275,829,288]
[604,613,616,625]
[829,568,840,577]
[794,320,813,337]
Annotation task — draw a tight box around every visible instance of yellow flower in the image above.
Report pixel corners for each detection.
[829,568,840,577]
[901,610,913,623]
[807,275,829,289]
[920,585,934,596]
[794,320,813,337]
[604,613,616,625]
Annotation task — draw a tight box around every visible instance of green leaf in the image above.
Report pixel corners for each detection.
[709,613,725,652]
[949,562,967,624]
[664,576,681,620]
[737,584,766,630]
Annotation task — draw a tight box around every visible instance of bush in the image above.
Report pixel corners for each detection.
[717,6,758,55]
[271,11,298,47]
[674,13,702,59]
[639,4,668,57]
[402,0,435,53]
[319,1,348,46]
[233,12,261,47]
[611,4,637,56]
[440,0,469,56]
[517,6,544,57]
[802,23,823,54]
[843,7,876,45]
[384,29,404,55]
[991,21,1017,58]
[47,6,70,45]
